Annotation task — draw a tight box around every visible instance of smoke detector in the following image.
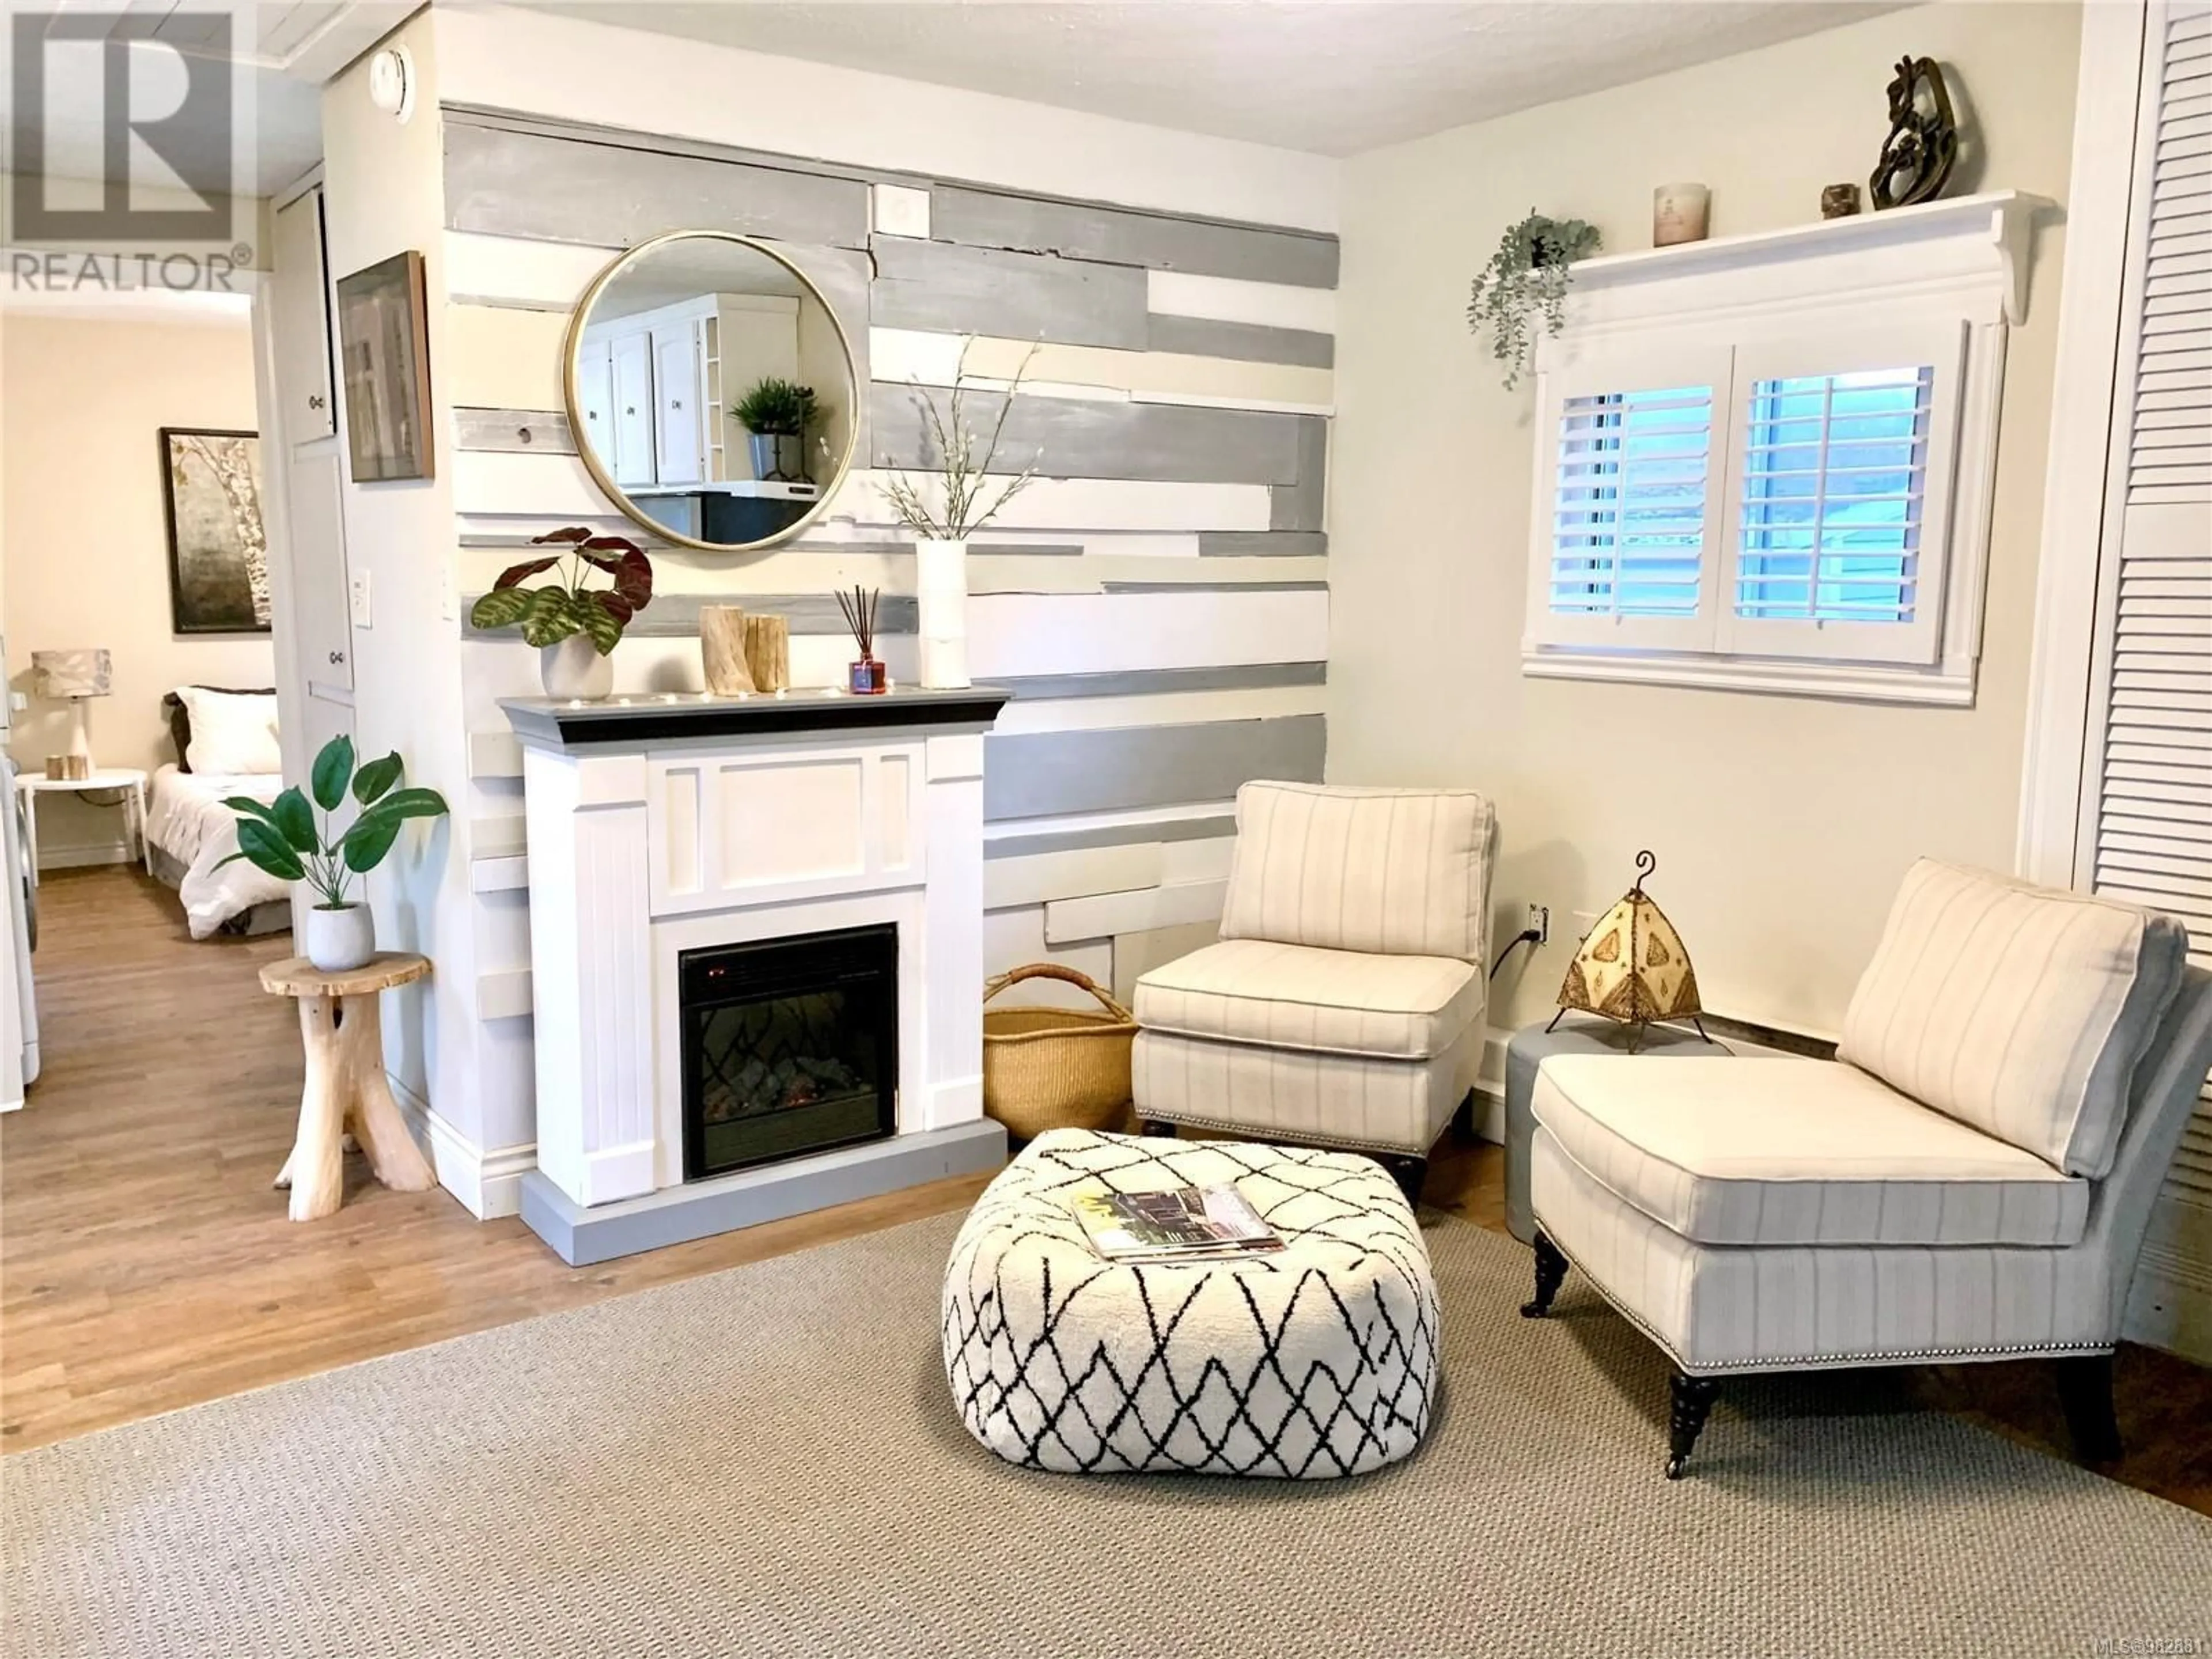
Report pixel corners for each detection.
[366,44,416,123]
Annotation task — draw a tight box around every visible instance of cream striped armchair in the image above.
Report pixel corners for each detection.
[1520,859,2211,1479]
[1131,781,1497,1203]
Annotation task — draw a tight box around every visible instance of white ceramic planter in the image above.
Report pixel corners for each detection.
[304,903,376,972]
[541,635,615,701]
[915,536,971,690]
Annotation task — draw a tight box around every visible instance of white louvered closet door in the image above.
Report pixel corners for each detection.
[2080,1,2212,1263]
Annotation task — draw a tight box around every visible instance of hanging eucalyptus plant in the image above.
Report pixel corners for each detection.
[1467,211,1601,391]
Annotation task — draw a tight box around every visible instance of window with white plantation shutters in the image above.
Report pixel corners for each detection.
[1549,385,1714,622]
[2083,1,2212,1230]
[1518,201,2023,702]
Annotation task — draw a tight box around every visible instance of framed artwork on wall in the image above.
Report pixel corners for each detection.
[335,249,434,482]
[158,427,270,635]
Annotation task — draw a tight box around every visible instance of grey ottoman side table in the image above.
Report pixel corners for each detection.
[1502,1015,1725,1244]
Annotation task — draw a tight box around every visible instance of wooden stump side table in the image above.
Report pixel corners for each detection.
[260,952,439,1221]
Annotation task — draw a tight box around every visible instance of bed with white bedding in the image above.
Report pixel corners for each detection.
[147,687,292,940]
[146,764,293,938]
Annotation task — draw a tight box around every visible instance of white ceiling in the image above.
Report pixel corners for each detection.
[527,1,1902,158]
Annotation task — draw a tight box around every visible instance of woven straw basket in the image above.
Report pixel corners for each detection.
[981,963,1138,1140]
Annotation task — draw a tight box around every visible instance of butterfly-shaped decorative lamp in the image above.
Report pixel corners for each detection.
[1548,851,1713,1052]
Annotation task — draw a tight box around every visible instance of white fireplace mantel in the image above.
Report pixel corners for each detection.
[502,687,1011,1263]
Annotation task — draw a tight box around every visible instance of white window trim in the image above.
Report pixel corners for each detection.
[1520,190,2048,707]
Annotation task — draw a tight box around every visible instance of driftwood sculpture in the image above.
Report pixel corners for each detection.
[1870,55,1960,210]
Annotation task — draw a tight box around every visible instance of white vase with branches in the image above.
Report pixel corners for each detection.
[879,340,1041,690]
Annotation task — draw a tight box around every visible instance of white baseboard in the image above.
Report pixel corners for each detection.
[389,1075,537,1220]
[36,840,131,871]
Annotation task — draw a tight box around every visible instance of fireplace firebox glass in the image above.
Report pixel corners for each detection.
[679,923,897,1180]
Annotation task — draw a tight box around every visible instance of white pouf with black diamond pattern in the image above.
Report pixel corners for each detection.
[942,1130,1440,1478]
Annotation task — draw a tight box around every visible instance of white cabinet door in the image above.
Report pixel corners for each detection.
[610,331,656,487]
[653,325,703,484]
[576,336,613,474]
[287,449,353,694]
[271,190,335,444]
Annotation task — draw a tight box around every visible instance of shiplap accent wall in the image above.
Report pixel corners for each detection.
[442,107,1336,1018]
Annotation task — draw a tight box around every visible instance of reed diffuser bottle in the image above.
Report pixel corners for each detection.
[836,585,887,694]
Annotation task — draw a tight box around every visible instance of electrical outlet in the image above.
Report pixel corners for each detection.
[1527,902,1550,946]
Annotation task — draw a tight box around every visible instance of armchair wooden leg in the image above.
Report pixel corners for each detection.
[1138,1119,1179,1139]
[1381,1154,1427,1209]
[1450,1089,1478,1144]
[1520,1230,1569,1317]
[1666,1372,1719,1479]
[2056,1354,2122,1464]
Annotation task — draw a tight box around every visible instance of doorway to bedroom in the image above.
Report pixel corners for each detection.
[0,281,296,1015]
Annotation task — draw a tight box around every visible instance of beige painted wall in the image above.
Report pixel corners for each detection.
[1327,2,2082,1038]
[2,311,274,860]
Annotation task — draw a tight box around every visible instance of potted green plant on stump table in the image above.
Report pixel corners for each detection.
[221,735,450,972]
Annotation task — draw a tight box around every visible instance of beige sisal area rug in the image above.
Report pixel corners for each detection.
[5,1212,2209,1658]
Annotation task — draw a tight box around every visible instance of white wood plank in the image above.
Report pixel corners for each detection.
[446,303,568,409]
[868,328,1332,410]
[983,801,1240,848]
[472,816,529,858]
[983,842,1165,909]
[1146,270,1338,335]
[840,471,1271,533]
[471,854,531,893]
[870,183,931,238]
[469,730,524,780]
[1157,835,1238,884]
[987,683,1327,735]
[454,449,609,517]
[445,231,611,308]
[982,904,1116,1007]
[476,967,535,1021]
[1045,878,1228,944]
[968,589,1329,677]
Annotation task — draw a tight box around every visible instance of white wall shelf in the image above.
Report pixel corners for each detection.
[1565,190,2054,327]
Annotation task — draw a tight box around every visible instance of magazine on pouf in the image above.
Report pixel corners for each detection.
[1071,1185,1285,1263]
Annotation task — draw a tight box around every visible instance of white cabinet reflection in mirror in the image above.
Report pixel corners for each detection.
[566,230,859,553]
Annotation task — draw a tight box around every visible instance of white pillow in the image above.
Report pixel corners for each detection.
[176,687,281,776]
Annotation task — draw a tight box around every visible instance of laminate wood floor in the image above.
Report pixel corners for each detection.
[5,866,2207,1520]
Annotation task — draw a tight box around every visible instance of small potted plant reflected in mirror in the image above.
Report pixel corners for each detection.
[836,584,886,694]
[1467,211,1601,390]
[221,736,450,973]
[467,525,654,702]
[730,377,822,484]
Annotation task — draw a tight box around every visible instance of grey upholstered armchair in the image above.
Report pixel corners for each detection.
[1520,858,2212,1479]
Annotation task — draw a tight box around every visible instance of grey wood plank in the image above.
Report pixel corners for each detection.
[1199,532,1328,557]
[1145,314,1334,368]
[993,662,1324,700]
[869,382,1302,484]
[869,237,1147,350]
[933,185,1339,289]
[461,592,919,640]
[782,242,873,464]
[986,814,1239,860]
[457,530,1085,555]
[455,408,577,455]
[444,122,869,250]
[984,715,1325,821]
[1269,416,1329,533]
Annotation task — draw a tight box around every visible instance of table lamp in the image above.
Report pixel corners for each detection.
[1549,850,1713,1052]
[32,648,111,781]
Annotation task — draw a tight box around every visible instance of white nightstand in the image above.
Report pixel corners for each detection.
[16,767,152,875]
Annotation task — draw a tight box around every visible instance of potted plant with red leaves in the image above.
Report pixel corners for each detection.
[467,527,654,701]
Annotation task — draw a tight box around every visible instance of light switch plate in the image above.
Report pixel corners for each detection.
[349,570,372,628]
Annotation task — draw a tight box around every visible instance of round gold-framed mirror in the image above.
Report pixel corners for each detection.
[563,230,859,554]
